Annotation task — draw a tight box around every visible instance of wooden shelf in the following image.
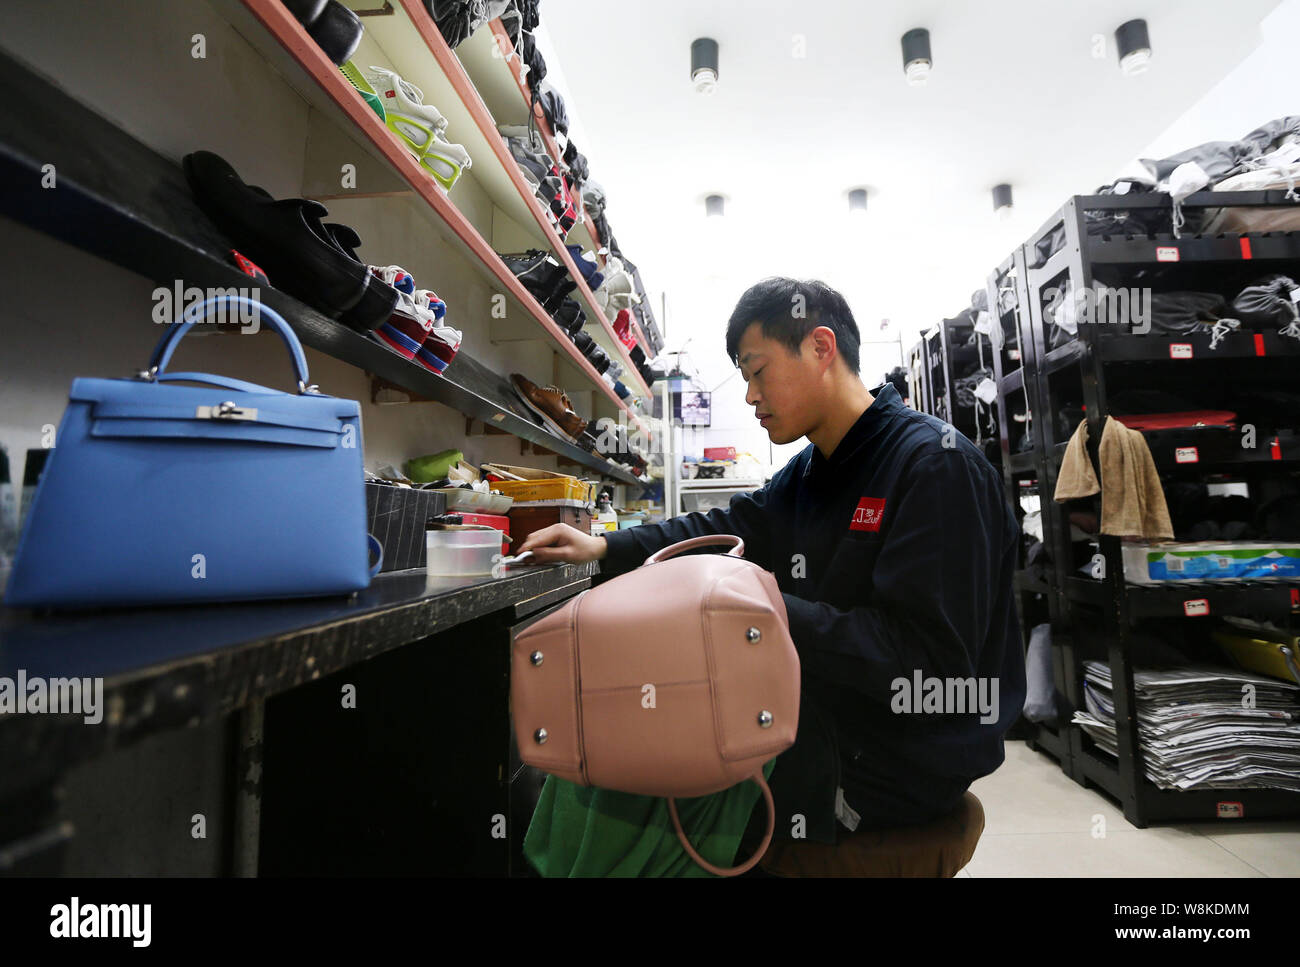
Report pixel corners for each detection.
[473,16,652,354]
[0,44,642,487]
[227,0,651,423]
[390,0,653,397]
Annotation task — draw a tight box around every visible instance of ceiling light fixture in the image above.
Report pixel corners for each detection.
[993,183,1013,221]
[847,187,868,214]
[1115,19,1151,75]
[705,194,725,217]
[691,38,719,95]
[901,28,932,86]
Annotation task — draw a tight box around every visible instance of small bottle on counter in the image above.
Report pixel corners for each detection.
[590,493,618,536]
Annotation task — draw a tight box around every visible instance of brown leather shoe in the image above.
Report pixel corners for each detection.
[510,373,588,442]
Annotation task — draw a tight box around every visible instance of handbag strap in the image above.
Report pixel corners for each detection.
[146,296,314,393]
[643,533,744,565]
[666,771,775,877]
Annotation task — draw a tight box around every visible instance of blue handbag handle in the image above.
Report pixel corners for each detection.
[367,534,383,577]
[147,296,315,394]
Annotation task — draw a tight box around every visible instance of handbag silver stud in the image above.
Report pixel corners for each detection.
[758,710,773,728]
[530,651,544,666]
[745,627,761,643]
[534,728,549,744]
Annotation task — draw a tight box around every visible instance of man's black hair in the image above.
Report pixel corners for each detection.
[725,278,862,375]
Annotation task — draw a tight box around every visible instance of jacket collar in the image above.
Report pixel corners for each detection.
[803,384,903,480]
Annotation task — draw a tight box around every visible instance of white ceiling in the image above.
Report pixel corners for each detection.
[537,0,1281,386]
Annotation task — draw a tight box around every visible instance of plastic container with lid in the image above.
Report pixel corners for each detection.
[425,526,503,577]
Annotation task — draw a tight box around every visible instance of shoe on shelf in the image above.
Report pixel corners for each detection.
[285,0,363,66]
[321,222,404,330]
[565,244,603,290]
[365,65,472,189]
[555,297,586,334]
[585,344,610,375]
[510,374,589,444]
[572,330,595,355]
[499,249,573,312]
[369,265,434,360]
[340,60,386,121]
[412,289,461,373]
[183,150,396,332]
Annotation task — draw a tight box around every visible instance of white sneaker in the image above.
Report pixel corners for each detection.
[365,65,472,189]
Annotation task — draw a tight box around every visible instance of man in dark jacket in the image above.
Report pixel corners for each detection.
[516,278,1025,845]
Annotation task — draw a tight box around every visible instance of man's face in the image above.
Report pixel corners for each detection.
[736,322,824,445]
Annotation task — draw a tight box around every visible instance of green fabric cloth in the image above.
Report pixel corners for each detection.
[524,759,777,877]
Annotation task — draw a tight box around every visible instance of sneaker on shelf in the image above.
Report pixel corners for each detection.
[565,244,604,290]
[499,249,575,312]
[411,289,460,373]
[365,65,472,190]
[369,265,440,363]
[509,373,589,444]
[340,60,386,121]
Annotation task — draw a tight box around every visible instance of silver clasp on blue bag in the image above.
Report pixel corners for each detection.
[196,401,258,421]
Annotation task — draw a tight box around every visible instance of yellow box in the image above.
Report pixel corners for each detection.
[1213,630,1300,685]
[481,464,595,504]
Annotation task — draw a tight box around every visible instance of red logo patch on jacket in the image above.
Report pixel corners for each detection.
[849,497,886,532]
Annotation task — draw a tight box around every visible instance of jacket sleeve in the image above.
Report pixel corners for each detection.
[779,449,1015,709]
[601,477,782,577]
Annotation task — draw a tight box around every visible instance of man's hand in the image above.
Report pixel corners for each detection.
[515,523,608,564]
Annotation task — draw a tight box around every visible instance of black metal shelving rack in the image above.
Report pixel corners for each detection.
[1019,189,1300,826]
[906,338,929,412]
[923,323,952,424]
[987,247,1075,769]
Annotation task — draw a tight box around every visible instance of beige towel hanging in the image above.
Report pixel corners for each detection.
[1053,417,1173,540]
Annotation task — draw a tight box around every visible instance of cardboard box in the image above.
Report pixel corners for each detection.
[481,463,595,503]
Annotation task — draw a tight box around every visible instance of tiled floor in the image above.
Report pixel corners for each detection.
[963,741,1300,877]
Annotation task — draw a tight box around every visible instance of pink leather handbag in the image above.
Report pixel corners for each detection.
[511,534,800,875]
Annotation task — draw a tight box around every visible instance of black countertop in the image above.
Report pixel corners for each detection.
[0,562,595,790]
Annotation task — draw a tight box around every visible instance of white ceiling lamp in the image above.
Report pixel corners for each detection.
[691,38,719,95]
[901,28,932,86]
[1115,19,1152,75]
[993,183,1013,221]
[705,193,726,217]
[847,187,869,215]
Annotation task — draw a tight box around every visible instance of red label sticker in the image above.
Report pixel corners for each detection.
[1169,343,1194,359]
[1240,238,1253,260]
[1217,801,1244,819]
[1175,446,1199,464]
[1255,333,1267,356]
[849,497,886,532]
[1156,246,1180,262]
[1183,598,1210,617]
[1272,438,1283,461]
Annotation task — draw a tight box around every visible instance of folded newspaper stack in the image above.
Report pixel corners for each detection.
[1073,660,1300,791]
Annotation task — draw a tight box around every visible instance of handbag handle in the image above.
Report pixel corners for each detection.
[667,771,775,877]
[145,296,316,394]
[643,533,745,565]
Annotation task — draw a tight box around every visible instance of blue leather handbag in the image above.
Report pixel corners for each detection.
[5,296,381,609]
